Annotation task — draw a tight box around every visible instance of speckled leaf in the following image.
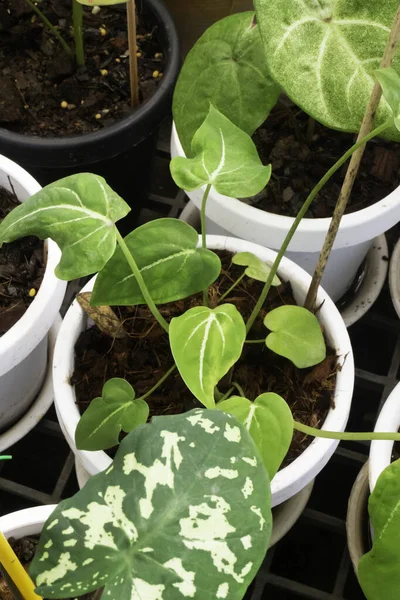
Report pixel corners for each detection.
[75,378,149,451]
[173,11,280,156]
[255,0,400,140]
[264,306,326,369]
[0,174,130,280]
[31,409,271,600]
[375,67,400,132]
[170,106,271,198]
[91,219,221,306]
[358,459,400,600]
[170,305,246,409]
[232,252,281,286]
[217,393,293,479]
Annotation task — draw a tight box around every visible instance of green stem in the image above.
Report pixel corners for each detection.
[218,272,245,304]
[294,420,400,441]
[72,0,85,67]
[244,339,265,344]
[218,386,235,403]
[138,365,176,401]
[245,119,392,335]
[200,184,212,306]
[231,382,246,397]
[115,229,169,333]
[24,0,72,57]
[0,456,11,460]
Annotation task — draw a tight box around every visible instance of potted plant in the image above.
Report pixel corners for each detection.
[0,154,66,440]
[171,2,400,303]
[0,408,272,600]
[0,0,179,231]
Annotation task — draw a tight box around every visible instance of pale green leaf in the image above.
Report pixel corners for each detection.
[218,393,293,479]
[170,304,246,409]
[264,306,326,369]
[255,0,400,140]
[0,173,130,280]
[173,11,280,156]
[91,219,221,306]
[358,459,400,600]
[32,409,271,600]
[232,252,281,285]
[75,378,149,451]
[170,105,271,198]
[375,67,400,130]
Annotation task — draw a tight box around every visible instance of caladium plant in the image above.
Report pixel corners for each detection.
[30,409,272,599]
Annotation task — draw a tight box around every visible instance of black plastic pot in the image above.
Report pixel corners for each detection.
[0,0,180,234]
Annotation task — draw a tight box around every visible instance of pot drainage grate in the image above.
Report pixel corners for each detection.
[0,131,398,599]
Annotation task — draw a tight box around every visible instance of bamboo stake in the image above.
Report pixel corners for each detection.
[304,4,400,311]
[0,532,42,600]
[126,0,140,107]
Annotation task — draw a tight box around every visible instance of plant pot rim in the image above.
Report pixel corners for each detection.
[53,234,354,507]
[389,236,400,319]
[369,382,400,492]
[346,461,369,576]
[0,505,56,538]
[0,155,66,376]
[171,123,400,250]
[0,0,180,161]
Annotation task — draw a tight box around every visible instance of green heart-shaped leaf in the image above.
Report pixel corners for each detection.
[32,409,271,600]
[0,173,130,280]
[375,67,400,132]
[264,305,326,368]
[91,219,221,306]
[232,252,281,285]
[170,105,271,198]
[75,378,149,451]
[255,0,400,140]
[358,459,400,600]
[170,304,246,408]
[173,11,280,156]
[218,393,293,479]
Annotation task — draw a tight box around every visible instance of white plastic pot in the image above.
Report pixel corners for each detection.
[53,235,354,507]
[0,155,66,431]
[346,461,369,574]
[0,504,56,538]
[369,382,400,492]
[171,124,400,302]
[389,237,400,319]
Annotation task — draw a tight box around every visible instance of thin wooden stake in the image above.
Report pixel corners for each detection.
[304,4,400,311]
[126,0,140,108]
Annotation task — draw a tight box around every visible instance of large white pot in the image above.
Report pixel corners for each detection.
[369,382,400,492]
[0,504,56,538]
[389,237,400,319]
[171,124,400,302]
[53,235,354,507]
[0,156,66,431]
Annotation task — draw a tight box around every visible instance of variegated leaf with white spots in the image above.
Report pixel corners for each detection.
[30,409,271,600]
[0,173,130,280]
[169,305,246,409]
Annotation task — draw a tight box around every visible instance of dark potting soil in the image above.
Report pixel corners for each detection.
[249,101,400,219]
[0,0,165,137]
[0,186,44,336]
[0,536,98,600]
[72,251,339,466]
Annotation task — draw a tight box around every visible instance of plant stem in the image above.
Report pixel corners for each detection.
[115,229,169,333]
[231,382,246,397]
[245,120,391,335]
[138,365,176,401]
[126,0,139,107]
[305,117,316,144]
[244,339,265,344]
[218,272,245,303]
[0,456,11,460]
[304,5,400,311]
[200,184,212,305]
[294,420,400,441]
[218,386,235,403]
[24,0,72,57]
[72,0,85,67]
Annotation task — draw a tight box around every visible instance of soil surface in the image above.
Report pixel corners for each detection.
[0,535,97,600]
[0,186,44,335]
[250,101,400,218]
[0,0,165,137]
[72,251,339,466]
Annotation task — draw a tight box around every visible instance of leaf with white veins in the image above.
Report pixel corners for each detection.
[170,105,271,198]
[0,173,130,280]
[170,304,246,408]
[91,219,221,306]
[232,252,281,285]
